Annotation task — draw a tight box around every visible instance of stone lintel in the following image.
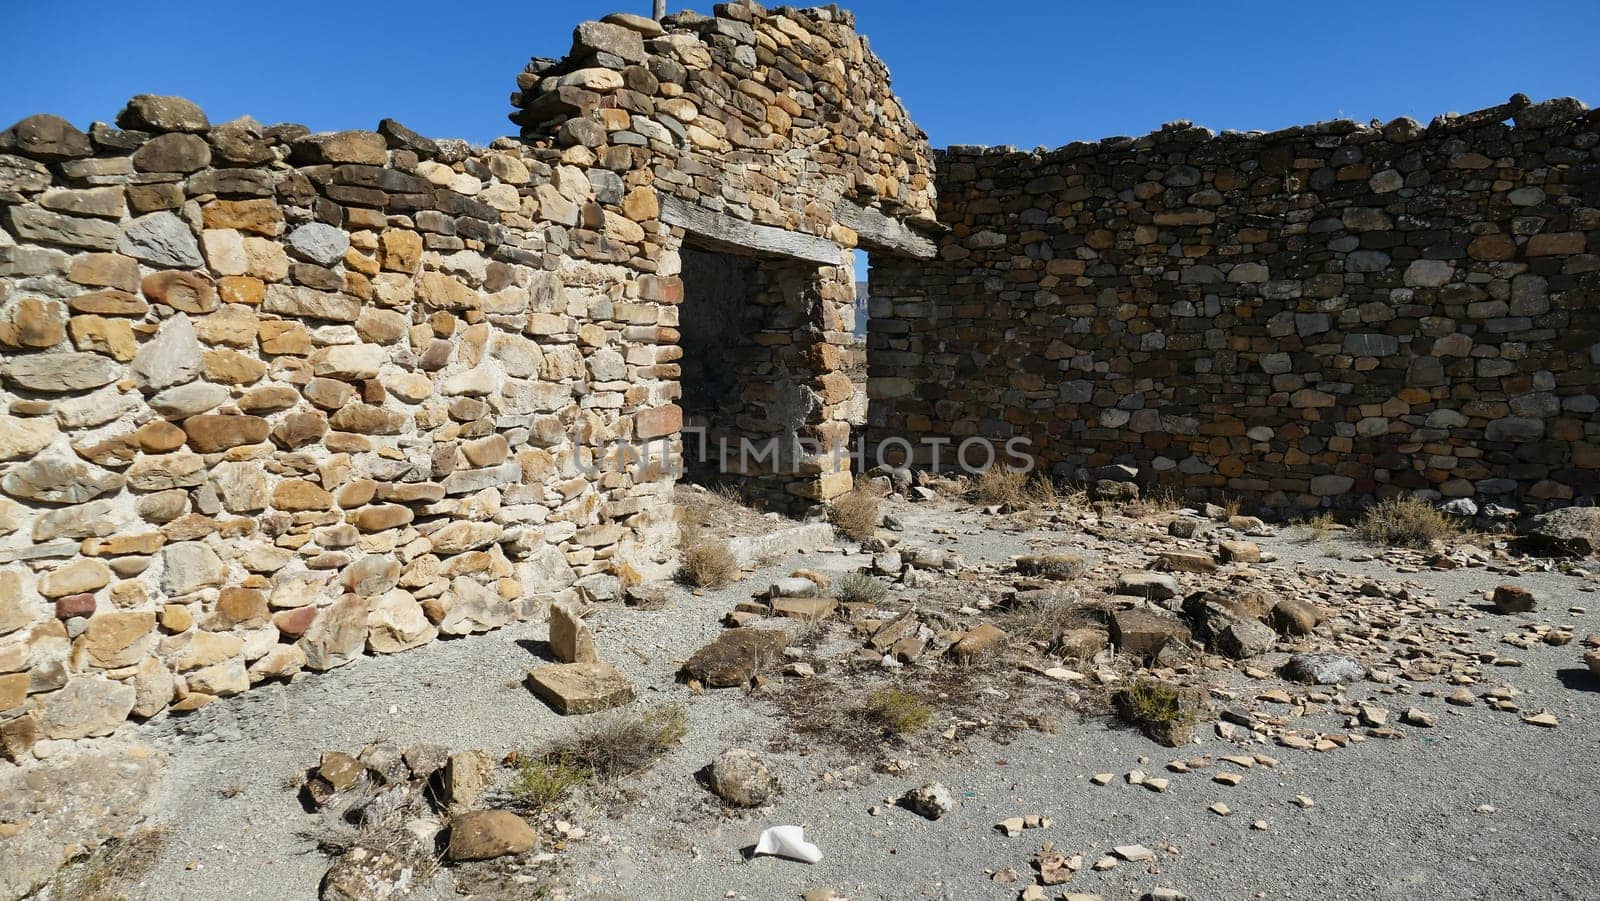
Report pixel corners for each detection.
[660,195,841,265]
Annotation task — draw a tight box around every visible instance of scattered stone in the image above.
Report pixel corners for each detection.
[445,810,537,861]
[1284,653,1365,685]
[709,748,776,807]
[889,781,954,820]
[680,629,788,688]
[1492,584,1537,613]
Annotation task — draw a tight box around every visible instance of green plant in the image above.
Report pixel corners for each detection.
[832,572,888,603]
[511,754,590,811]
[1357,497,1460,549]
[861,688,932,736]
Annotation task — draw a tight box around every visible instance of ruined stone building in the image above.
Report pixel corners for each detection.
[0,1,1594,748]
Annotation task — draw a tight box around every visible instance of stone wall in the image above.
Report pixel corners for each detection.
[869,95,1600,511]
[0,2,933,760]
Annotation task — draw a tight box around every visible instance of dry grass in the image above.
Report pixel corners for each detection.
[1140,486,1184,512]
[46,826,171,901]
[1357,497,1461,549]
[975,467,1028,506]
[1289,513,1338,543]
[975,467,1060,510]
[678,527,739,588]
[518,703,688,808]
[831,572,888,603]
[861,688,933,736]
[829,481,883,541]
[1001,588,1091,645]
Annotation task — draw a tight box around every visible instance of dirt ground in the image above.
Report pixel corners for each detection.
[71,492,1600,900]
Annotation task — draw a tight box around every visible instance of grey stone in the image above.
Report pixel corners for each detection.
[119,212,203,268]
[6,205,121,250]
[287,222,351,266]
[1521,507,1600,557]
[2,453,122,505]
[1284,652,1365,685]
[117,94,210,132]
[3,352,122,392]
[131,312,202,390]
[161,541,227,595]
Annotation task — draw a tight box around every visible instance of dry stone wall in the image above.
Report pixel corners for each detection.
[869,95,1600,511]
[0,1,933,760]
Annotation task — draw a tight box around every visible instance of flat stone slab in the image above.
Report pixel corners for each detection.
[770,597,837,620]
[525,662,634,715]
[726,522,835,569]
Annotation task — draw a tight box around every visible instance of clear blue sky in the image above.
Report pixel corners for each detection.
[4,1,1596,152]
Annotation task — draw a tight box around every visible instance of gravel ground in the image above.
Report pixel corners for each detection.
[127,498,1600,900]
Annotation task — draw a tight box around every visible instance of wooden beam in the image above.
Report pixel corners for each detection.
[835,200,938,259]
[660,196,842,265]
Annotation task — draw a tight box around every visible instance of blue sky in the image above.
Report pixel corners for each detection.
[5,1,1596,152]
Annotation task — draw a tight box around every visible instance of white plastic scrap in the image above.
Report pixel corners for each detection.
[752,825,823,864]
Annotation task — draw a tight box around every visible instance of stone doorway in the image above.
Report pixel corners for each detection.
[675,240,856,511]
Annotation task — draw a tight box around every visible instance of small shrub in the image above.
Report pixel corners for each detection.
[680,529,739,588]
[546,703,688,784]
[832,572,888,603]
[975,467,1030,507]
[511,754,589,811]
[1357,497,1460,549]
[829,484,882,541]
[976,468,1061,510]
[861,688,932,736]
[1002,589,1088,644]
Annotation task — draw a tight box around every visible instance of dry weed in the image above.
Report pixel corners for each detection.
[678,527,739,588]
[1288,513,1338,543]
[46,826,171,901]
[975,467,1060,510]
[545,703,688,785]
[831,572,888,603]
[829,481,883,541]
[1357,497,1461,549]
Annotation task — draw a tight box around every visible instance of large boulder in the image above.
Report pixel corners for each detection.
[1109,608,1191,660]
[0,744,164,900]
[1521,507,1600,557]
[680,629,789,687]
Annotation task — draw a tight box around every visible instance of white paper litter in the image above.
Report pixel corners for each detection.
[752,825,823,864]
